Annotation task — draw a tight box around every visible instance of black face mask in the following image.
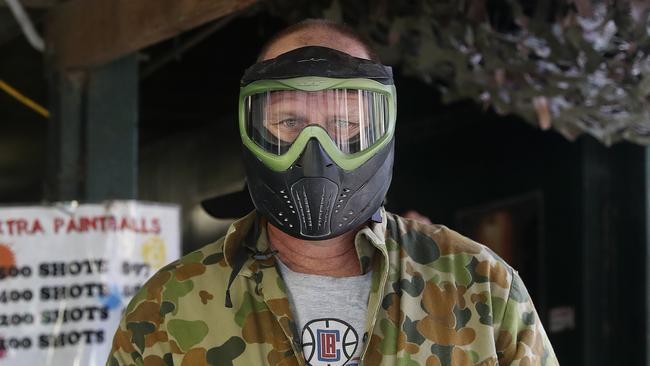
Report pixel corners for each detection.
[241,46,396,240]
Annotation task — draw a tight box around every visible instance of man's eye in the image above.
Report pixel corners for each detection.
[280,119,302,128]
[334,119,356,128]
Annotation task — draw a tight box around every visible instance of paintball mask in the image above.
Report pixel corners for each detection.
[239,46,396,240]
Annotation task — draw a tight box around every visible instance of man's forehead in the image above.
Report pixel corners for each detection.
[260,30,371,61]
[267,89,363,103]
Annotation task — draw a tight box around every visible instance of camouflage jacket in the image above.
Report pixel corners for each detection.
[107,210,558,366]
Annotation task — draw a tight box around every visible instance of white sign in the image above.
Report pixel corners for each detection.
[0,201,180,366]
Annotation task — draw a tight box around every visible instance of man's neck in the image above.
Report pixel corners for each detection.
[267,223,363,277]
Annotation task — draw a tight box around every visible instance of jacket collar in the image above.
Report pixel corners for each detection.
[222,209,389,275]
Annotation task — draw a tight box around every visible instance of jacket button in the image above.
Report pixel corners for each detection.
[362,332,368,342]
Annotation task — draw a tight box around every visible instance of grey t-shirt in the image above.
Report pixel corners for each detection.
[276,259,372,366]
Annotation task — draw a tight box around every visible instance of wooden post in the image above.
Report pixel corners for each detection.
[646,147,650,366]
[85,55,138,201]
[46,55,138,202]
[580,139,649,365]
[45,70,85,201]
[580,137,610,366]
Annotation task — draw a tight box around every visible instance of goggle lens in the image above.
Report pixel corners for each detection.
[244,89,390,155]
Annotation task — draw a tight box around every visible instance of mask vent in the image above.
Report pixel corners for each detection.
[290,178,338,238]
[277,189,296,228]
[334,188,352,214]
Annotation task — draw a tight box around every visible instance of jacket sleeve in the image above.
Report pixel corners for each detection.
[105,315,140,366]
[496,270,559,366]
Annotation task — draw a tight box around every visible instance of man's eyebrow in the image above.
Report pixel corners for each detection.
[267,97,304,105]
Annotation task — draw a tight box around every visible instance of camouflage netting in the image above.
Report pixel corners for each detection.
[264,0,650,145]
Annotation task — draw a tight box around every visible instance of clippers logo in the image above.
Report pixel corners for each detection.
[317,329,340,361]
[302,318,358,366]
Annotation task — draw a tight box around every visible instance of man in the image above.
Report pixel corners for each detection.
[107,19,558,366]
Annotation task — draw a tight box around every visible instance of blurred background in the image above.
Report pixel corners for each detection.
[1,0,649,364]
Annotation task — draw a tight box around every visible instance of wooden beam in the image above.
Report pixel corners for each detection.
[46,0,258,69]
[0,0,59,8]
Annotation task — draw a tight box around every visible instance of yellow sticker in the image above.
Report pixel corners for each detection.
[141,236,167,271]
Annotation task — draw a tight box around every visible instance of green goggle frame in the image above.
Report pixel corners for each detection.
[239,76,397,172]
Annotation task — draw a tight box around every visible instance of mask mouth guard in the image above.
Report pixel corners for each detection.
[239,47,397,172]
